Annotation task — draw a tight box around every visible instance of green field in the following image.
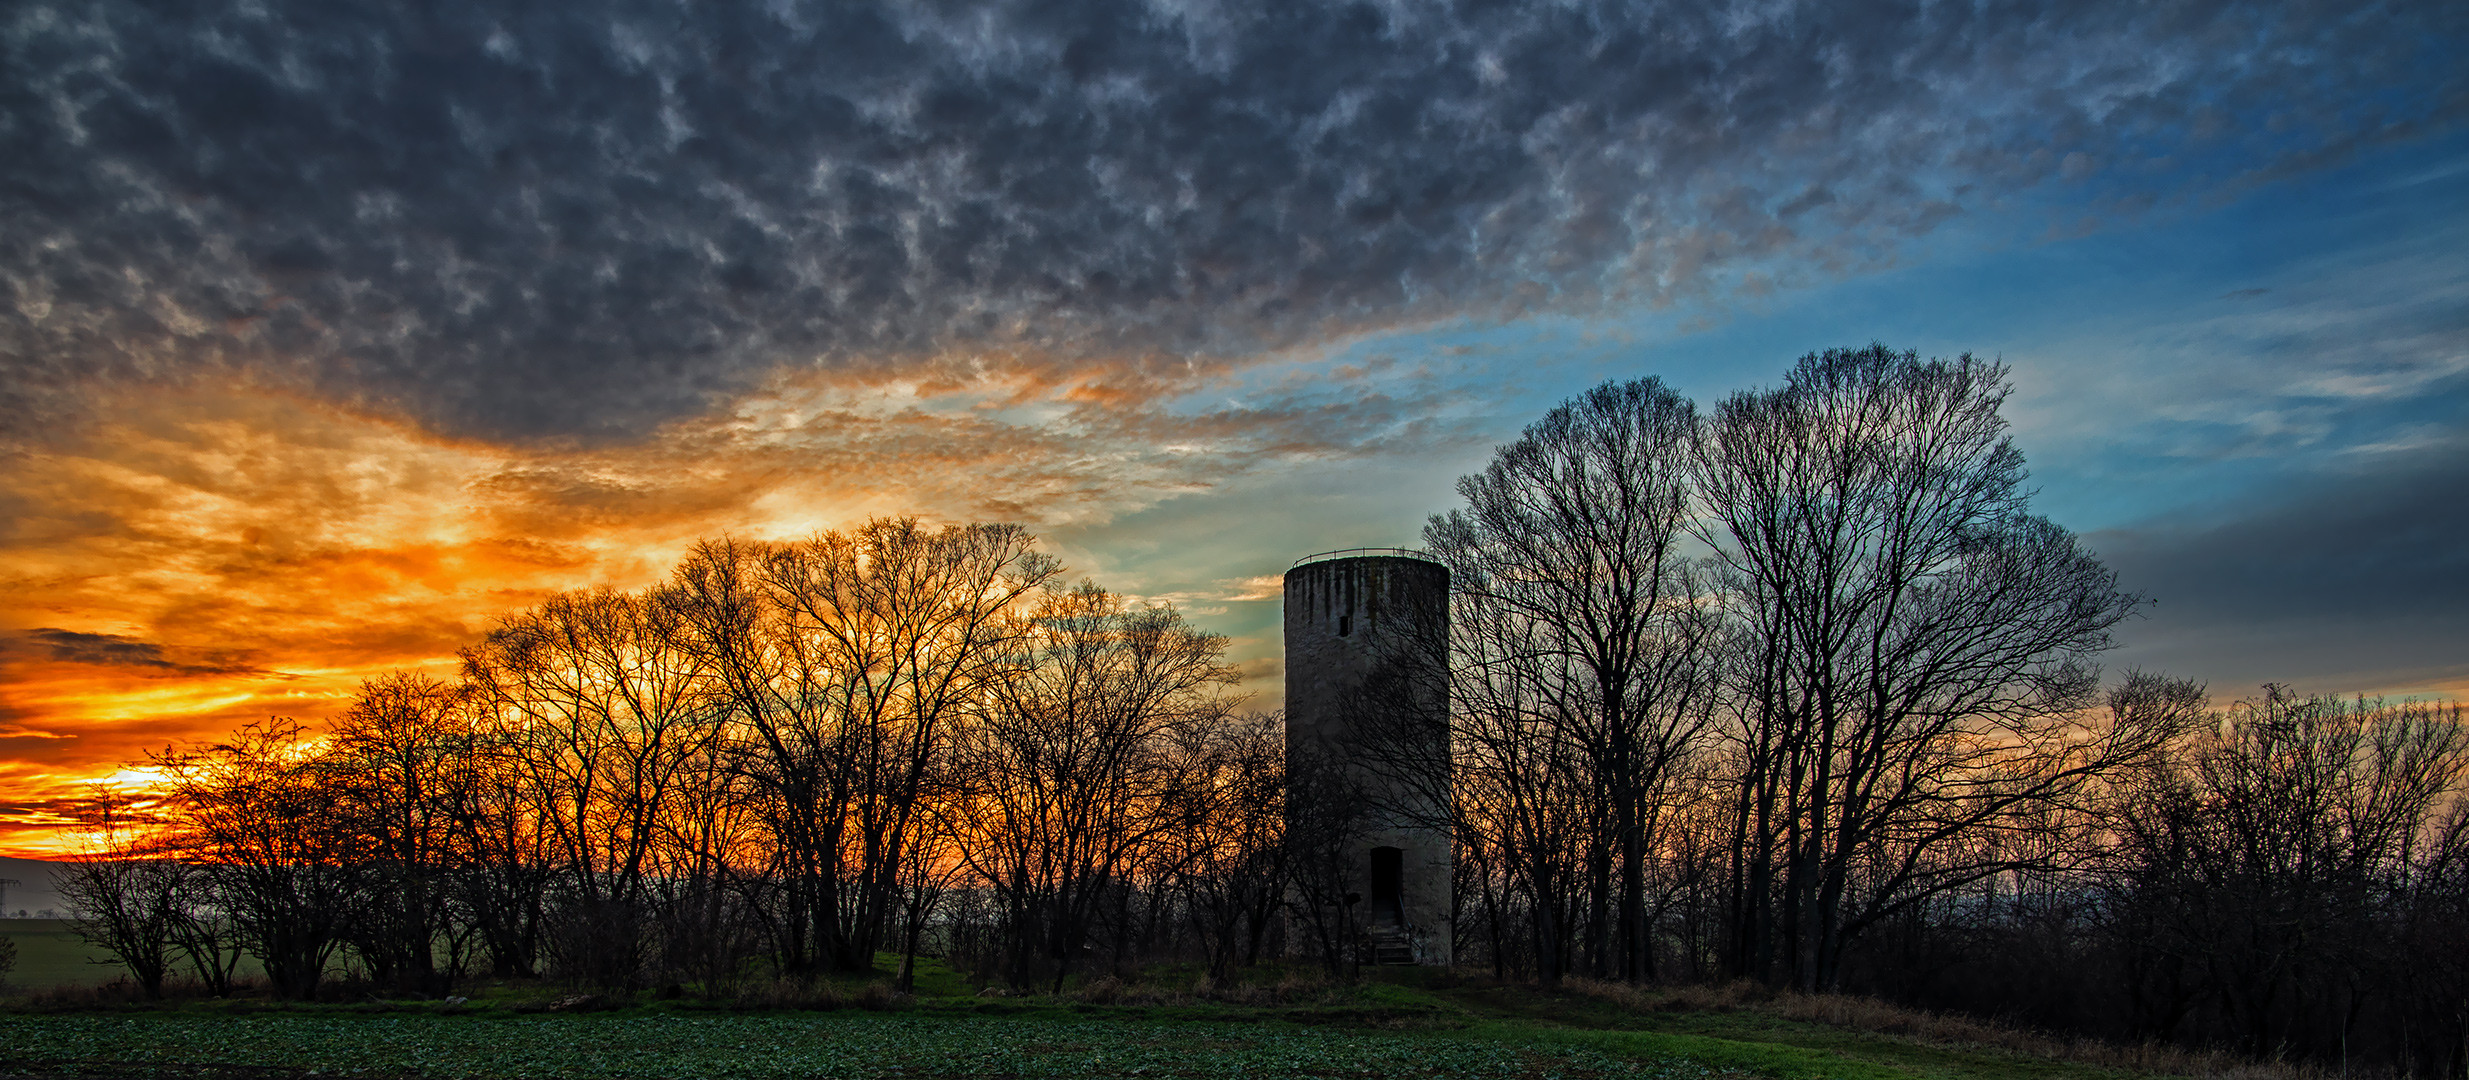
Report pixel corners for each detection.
[0,1011,1714,1079]
[0,928,2193,1080]
[0,918,272,992]
[0,919,129,990]
[0,966,2192,1080]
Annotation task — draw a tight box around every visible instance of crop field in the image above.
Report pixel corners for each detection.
[0,919,126,990]
[0,966,2195,1080]
[1,918,268,992]
[0,1011,1742,1079]
[0,944,2187,1080]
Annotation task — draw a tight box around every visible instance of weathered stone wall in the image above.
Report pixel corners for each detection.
[1284,553,1452,966]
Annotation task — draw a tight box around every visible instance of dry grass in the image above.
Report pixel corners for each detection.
[719,975,914,1011]
[1017,967,1365,1008]
[1561,978,2339,1080]
[1183,968,1355,1006]
[8,975,156,1009]
[1,974,269,1010]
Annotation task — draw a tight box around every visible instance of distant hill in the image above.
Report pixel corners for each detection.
[0,856,69,918]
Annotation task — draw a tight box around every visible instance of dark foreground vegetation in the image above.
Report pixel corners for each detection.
[0,964,2346,1080]
[42,347,2469,1078]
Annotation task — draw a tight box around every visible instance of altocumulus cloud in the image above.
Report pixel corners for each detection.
[3,0,2462,443]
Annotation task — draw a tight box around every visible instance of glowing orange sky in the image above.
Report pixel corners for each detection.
[8,0,2467,862]
[8,0,2466,860]
[0,361,1407,856]
[10,344,2469,857]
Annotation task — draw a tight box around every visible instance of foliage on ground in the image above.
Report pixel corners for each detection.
[0,1011,1725,1079]
[0,962,2321,1080]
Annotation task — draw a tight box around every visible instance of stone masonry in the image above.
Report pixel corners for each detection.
[1284,551,1452,966]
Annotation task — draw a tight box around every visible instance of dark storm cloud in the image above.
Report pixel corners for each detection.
[4,0,2460,441]
[2091,435,2469,690]
[17,628,266,677]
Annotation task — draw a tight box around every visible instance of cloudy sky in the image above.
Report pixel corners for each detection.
[3,0,2464,853]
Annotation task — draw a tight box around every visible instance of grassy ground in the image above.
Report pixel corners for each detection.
[1437,983,2129,1080]
[0,960,2225,1080]
[1,918,267,993]
[0,919,126,990]
[1,1010,1724,1079]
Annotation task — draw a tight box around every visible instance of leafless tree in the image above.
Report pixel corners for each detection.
[441,709,556,978]
[664,520,1059,974]
[1441,584,1597,985]
[890,787,968,992]
[1168,711,1289,980]
[646,727,769,998]
[462,587,721,987]
[1693,345,2155,992]
[324,671,477,994]
[1429,377,1720,982]
[164,866,246,995]
[2103,687,2469,1059]
[950,584,1238,990]
[57,800,185,998]
[153,719,363,1000]
[1282,747,1371,978]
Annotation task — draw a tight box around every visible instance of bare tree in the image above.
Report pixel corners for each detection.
[164,865,246,995]
[1428,377,1719,982]
[441,709,556,979]
[462,587,721,987]
[325,671,478,994]
[1441,583,1597,985]
[1170,711,1289,979]
[2104,687,2469,1059]
[58,800,184,998]
[890,786,969,992]
[951,584,1238,990]
[1693,345,2154,992]
[154,719,363,1000]
[1282,747,1372,978]
[663,520,1060,974]
[647,731,769,998]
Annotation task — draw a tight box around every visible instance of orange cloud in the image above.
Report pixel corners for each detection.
[0,355,1469,853]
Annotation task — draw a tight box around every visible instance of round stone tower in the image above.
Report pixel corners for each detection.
[1284,549,1451,966]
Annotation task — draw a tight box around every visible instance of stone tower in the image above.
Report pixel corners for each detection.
[1284,549,1451,966]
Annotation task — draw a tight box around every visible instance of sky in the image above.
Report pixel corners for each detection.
[2,0,2464,855]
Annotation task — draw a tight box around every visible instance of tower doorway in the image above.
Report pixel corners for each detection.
[1369,846,1404,926]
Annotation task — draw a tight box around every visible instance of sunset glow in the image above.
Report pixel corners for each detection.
[4,1,2465,859]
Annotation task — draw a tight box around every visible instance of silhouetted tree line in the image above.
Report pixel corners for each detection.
[56,346,2467,1076]
[65,519,1282,1001]
[1418,346,2469,1077]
